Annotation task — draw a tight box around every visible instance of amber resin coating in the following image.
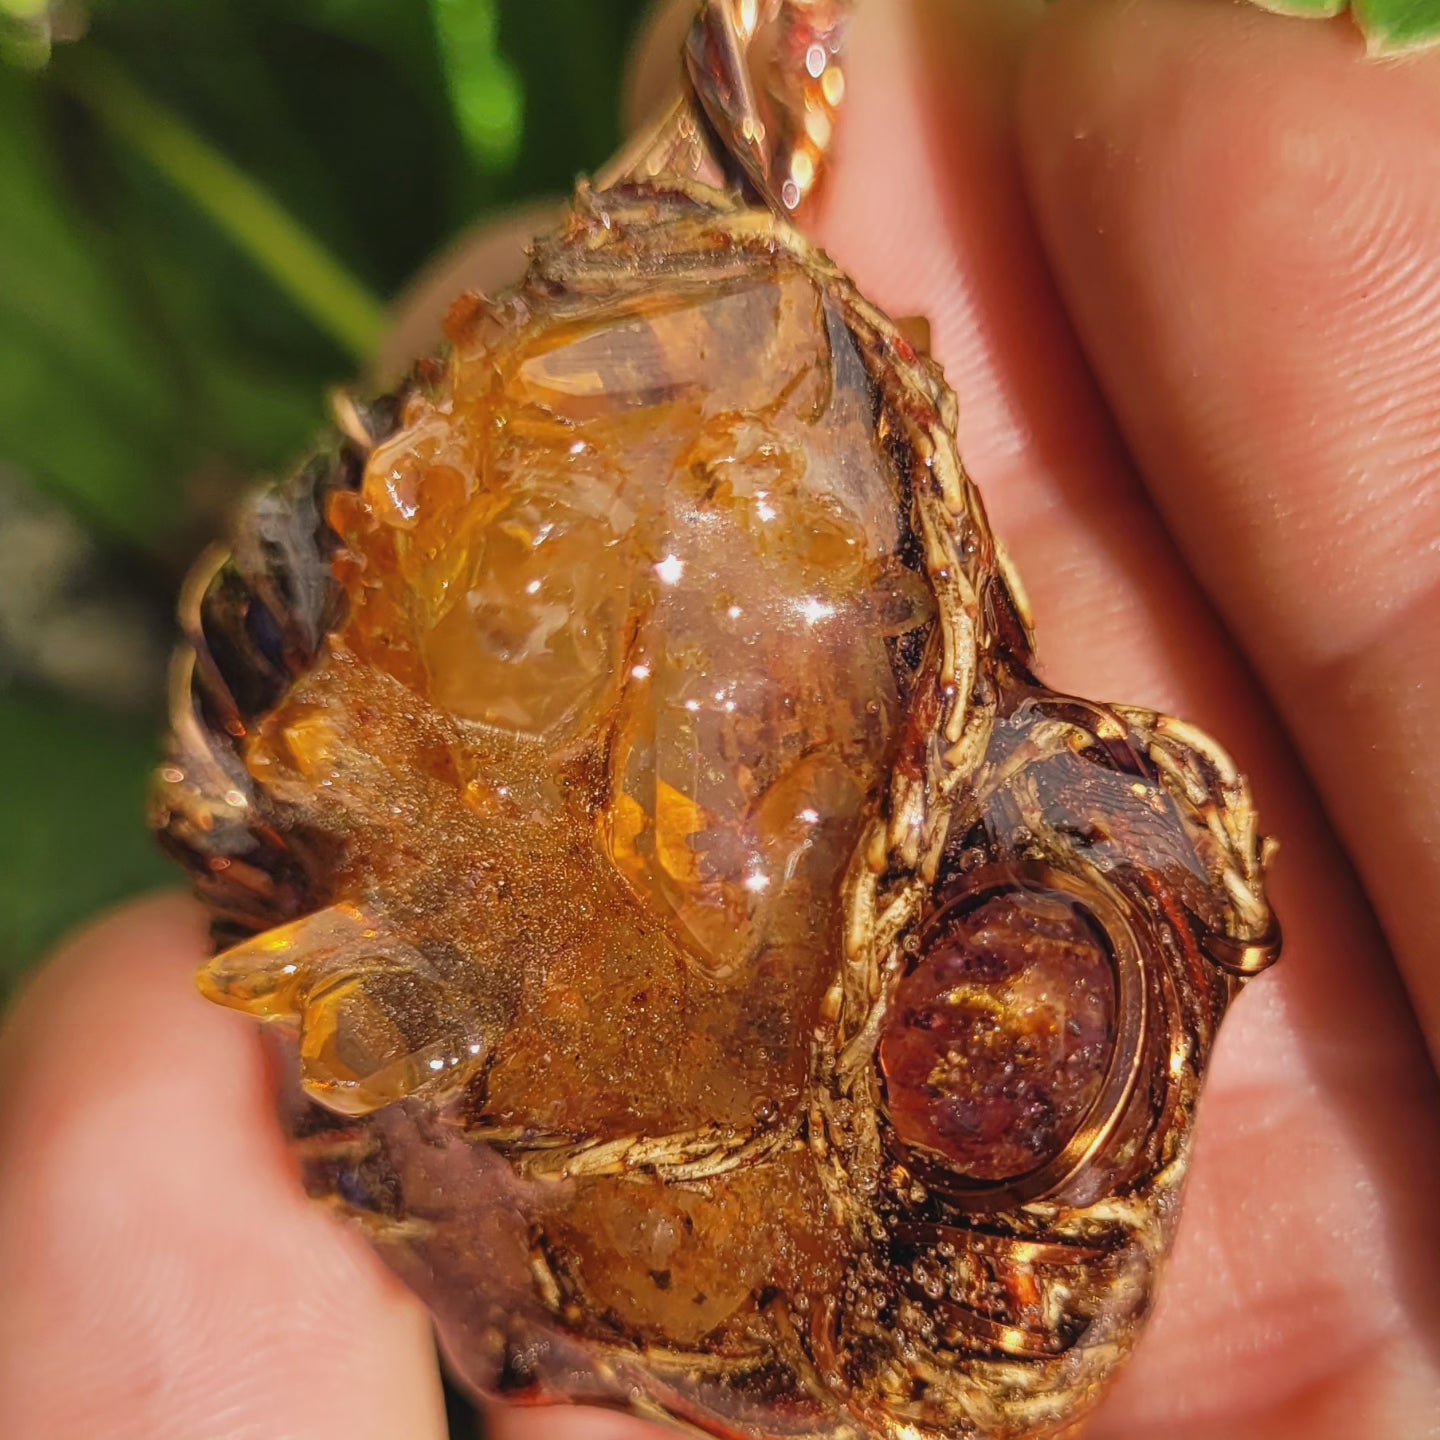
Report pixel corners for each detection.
[154,5,1279,1438]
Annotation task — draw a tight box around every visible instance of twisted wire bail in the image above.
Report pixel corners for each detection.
[598,0,854,213]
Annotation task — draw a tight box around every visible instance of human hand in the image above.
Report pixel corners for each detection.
[3,2,1438,1437]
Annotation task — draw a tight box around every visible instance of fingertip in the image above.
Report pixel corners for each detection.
[16,886,203,986]
[1018,0,1440,641]
[0,889,204,1103]
[1019,0,1376,260]
[0,893,447,1440]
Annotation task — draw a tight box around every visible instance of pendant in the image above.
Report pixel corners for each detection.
[154,4,1281,1436]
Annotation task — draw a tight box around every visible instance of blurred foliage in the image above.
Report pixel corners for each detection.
[432,0,524,173]
[0,688,172,977]
[0,0,652,997]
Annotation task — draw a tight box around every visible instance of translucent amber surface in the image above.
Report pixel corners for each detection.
[239,258,919,1136]
[159,188,1279,1440]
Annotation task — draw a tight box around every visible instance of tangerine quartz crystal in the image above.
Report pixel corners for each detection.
[240,247,918,1132]
[156,187,1280,1439]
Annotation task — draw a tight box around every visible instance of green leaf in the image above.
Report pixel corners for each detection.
[1352,0,1440,48]
[0,67,185,546]
[0,0,51,69]
[56,47,387,363]
[0,688,173,998]
[1245,0,1440,49]
[432,0,524,174]
[1246,0,1346,13]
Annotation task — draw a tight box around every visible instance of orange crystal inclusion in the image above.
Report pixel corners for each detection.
[879,890,1117,1182]
[222,259,930,1136]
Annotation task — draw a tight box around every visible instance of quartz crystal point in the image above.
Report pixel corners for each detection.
[154,7,1280,1438]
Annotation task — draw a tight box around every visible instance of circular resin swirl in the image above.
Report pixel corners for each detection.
[880,887,1117,1184]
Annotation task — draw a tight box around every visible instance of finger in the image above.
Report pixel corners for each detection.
[807,0,1440,1435]
[1019,0,1440,1073]
[0,896,447,1440]
[622,0,692,133]
[375,201,558,385]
